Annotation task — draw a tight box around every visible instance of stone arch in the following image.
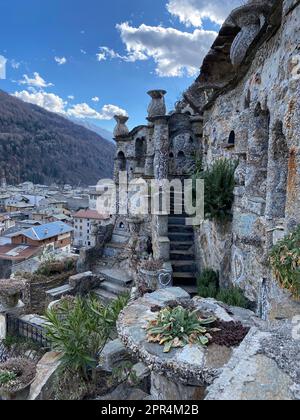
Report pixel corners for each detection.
[135,137,146,168]
[117,151,126,171]
[244,89,251,109]
[245,103,270,200]
[266,121,289,219]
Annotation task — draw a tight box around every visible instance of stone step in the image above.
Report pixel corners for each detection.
[46,284,73,299]
[170,250,195,261]
[173,272,197,286]
[168,232,194,242]
[168,217,186,225]
[168,224,194,233]
[93,288,118,304]
[103,243,124,258]
[98,268,132,287]
[101,281,129,296]
[111,233,130,244]
[171,261,197,273]
[180,285,198,296]
[170,241,194,251]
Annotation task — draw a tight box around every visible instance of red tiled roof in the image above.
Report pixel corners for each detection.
[73,210,109,220]
[0,244,41,261]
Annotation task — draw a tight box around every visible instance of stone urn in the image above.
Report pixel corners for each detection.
[0,280,24,310]
[113,115,129,138]
[139,260,164,292]
[0,358,36,401]
[147,90,167,118]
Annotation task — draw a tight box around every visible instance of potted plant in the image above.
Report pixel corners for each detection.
[0,358,36,400]
[139,259,163,292]
[0,279,25,309]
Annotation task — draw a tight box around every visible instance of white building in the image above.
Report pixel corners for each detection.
[72,210,109,248]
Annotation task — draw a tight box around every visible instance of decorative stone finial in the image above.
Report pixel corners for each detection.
[113,115,129,139]
[230,3,272,67]
[147,90,167,118]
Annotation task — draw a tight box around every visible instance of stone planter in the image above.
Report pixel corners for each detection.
[0,379,34,401]
[0,292,20,309]
[0,279,25,310]
[140,268,159,291]
[0,358,36,401]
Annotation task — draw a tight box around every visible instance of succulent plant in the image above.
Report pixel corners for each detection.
[146,306,216,353]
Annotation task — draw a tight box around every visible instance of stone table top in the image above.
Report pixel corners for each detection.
[117,287,260,387]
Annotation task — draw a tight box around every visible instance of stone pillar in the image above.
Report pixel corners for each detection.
[147,90,171,265]
[113,115,130,184]
[147,90,169,181]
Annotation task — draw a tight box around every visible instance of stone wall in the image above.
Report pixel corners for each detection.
[192,0,300,318]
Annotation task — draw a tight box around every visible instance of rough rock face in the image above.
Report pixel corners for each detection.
[183,0,300,318]
[205,322,300,400]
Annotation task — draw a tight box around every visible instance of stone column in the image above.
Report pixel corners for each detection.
[147,90,171,264]
[113,115,130,184]
[147,90,169,181]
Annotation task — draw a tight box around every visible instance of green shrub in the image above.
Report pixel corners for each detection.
[197,268,249,309]
[45,293,130,380]
[197,269,219,298]
[0,371,17,386]
[216,288,249,309]
[270,226,300,299]
[193,158,237,222]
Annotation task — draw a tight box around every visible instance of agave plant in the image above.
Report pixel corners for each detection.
[147,306,216,353]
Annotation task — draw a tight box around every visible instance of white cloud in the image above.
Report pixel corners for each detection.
[92,96,100,102]
[115,22,217,77]
[14,90,66,114]
[68,95,75,100]
[10,59,20,69]
[0,55,7,79]
[54,56,67,65]
[67,103,127,120]
[97,46,147,63]
[80,49,87,55]
[97,47,122,61]
[19,72,54,88]
[166,0,243,27]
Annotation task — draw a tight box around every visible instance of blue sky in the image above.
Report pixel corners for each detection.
[0,0,242,131]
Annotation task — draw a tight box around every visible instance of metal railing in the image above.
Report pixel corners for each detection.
[6,314,51,348]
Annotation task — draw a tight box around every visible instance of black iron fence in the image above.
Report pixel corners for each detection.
[6,314,51,348]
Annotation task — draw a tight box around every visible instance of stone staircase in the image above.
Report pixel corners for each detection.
[93,268,133,303]
[169,191,198,295]
[94,228,133,302]
[103,229,130,258]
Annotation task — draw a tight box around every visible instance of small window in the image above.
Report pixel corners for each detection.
[228,131,235,146]
[119,222,125,229]
[169,152,174,158]
[178,151,185,158]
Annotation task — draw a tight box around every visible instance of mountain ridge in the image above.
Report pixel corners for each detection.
[0,90,116,186]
